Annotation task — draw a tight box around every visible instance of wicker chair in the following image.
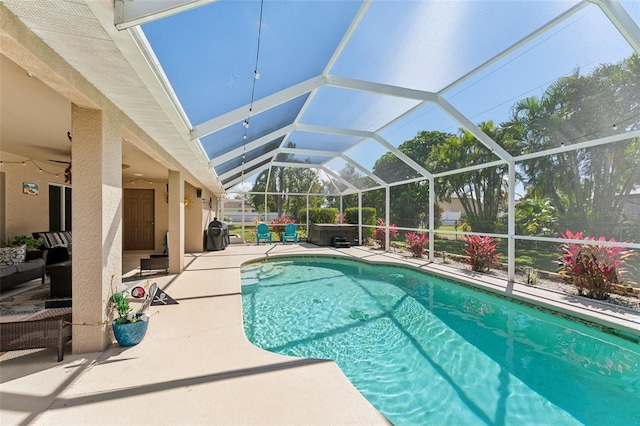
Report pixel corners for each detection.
[0,311,72,362]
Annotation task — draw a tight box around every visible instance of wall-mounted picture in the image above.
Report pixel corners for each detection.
[23,182,39,195]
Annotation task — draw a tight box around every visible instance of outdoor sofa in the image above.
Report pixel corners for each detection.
[0,246,46,292]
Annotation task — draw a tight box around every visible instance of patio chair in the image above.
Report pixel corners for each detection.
[256,223,272,245]
[282,223,298,244]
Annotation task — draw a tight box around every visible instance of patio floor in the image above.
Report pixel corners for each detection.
[1,243,639,425]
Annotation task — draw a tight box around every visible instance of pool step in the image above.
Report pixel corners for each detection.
[241,263,286,283]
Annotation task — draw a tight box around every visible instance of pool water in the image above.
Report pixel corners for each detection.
[241,257,640,425]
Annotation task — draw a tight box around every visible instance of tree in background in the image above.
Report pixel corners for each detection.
[510,54,640,236]
[250,142,324,219]
[428,121,520,233]
[371,131,450,227]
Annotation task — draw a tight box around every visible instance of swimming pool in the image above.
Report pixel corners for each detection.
[241,256,639,425]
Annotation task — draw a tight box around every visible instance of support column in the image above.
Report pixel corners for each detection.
[507,163,516,283]
[168,170,184,274]
[429,177,435,262]
[71,105,122,353]
[385,185,390,251]
[358,192,362,245]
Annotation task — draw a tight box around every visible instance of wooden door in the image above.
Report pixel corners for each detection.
[124,189,155,250]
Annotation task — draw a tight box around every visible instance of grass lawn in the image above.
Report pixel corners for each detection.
[431,238,559,272]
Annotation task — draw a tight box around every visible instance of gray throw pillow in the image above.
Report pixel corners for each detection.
[0,244,27,266]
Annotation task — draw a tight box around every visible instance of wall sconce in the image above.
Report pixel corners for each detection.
[196,188,202,198]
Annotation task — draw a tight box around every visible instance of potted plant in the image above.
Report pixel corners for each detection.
[6,235,43,250]
[109,290,149,346]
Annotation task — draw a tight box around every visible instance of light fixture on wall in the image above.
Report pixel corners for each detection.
[196,188,202,198]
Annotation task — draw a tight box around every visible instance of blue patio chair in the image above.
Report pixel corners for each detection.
[256,223,272,245]
[281,223,298,244]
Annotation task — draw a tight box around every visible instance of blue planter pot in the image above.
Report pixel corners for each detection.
[112,315,148,346]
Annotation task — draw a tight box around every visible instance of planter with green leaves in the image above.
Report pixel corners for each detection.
[109,290,148,346]
[5,235,43,251]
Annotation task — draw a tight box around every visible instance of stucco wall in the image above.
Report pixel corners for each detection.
[184,183,216,252]
[0,153,68,242]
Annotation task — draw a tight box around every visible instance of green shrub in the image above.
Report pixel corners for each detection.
[300,207,339,224]
[344,207,376,241]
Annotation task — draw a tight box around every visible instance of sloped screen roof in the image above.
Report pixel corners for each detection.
[140,0,640,194]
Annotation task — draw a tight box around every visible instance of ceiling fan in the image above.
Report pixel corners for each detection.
[48,133,130,184]
[48,159,72,183]
[46,132,73,183]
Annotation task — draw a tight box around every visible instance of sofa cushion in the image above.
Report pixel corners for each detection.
[0,264,18,277]
[0,245,27,266]
[14,258,45,272]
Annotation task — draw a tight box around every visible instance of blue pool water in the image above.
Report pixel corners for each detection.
[241,257,640,425]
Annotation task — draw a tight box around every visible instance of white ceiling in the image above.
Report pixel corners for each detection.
[0,54,169,182]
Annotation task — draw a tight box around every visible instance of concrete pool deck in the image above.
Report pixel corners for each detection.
[1,243,639,425]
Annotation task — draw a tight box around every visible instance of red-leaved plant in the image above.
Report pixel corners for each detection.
[405,232,428,258]
[557,230,635,300]
[374,218,397,248]
[269,216,295,237]
[463,235,500,272]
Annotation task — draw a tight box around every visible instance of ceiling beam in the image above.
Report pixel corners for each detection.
[326,75,438,102]
[191,76,326,140]
[436,96,514,163]
[372,135,433,178]
[591,0,640,53]
[279,148,342,157]
[340,153,387,187]
[208,124,295,167]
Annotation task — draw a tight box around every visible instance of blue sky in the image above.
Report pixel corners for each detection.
[142,0,639,192]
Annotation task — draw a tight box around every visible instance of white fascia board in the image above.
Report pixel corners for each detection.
[115,0,219,30]
[191,76,326,140]
[372,135,433,178]
[128,27,193,131]
[436,97,514,164]
[591,0,640,52]
[325,75,438,102]
[208,124,295,167]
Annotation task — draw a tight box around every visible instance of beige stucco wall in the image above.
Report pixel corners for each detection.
[0,152,68,242]
[184,183,216,253]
